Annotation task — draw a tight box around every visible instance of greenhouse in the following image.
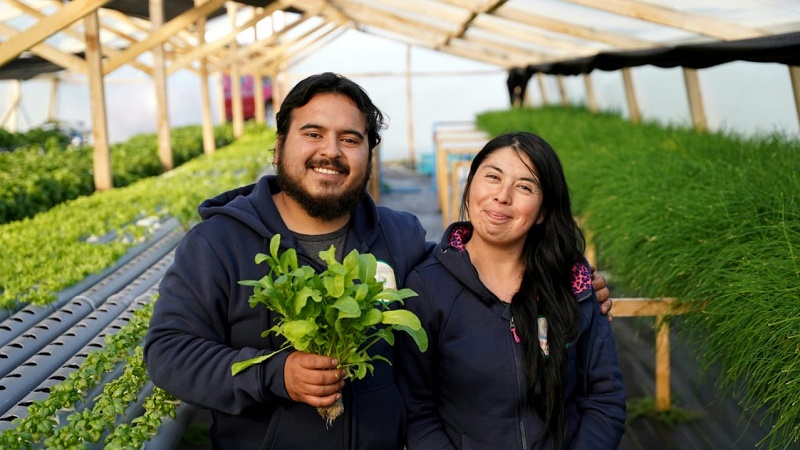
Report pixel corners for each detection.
[1,0,799,449]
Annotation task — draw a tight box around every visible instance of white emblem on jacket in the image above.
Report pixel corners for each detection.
[375,260,397,291]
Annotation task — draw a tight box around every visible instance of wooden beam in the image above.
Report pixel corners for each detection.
[583,73,597,112]
[0,80,21,130]
[455,34,548,67]
[102,0,227,75]
[333,0,452,44]
[493,5,657,50]
[683,68,707,132]
[274,24,349,72]
[406,43,415,169]
[603,296,691,411]
[609,297,686,317]
[150,0,173,171]
[557,74,567,106]
[251,9,266,126]
[790,66,800,132]
[0,23,86,73]
[472,16,595,56]
[195,0,216,155]
[84,9,112,191]
[6,0,152,75]
[227,2,244,138]
[621,67,640,123]
[537,72,549,105]
[449,160,471,223]
[560,0,768,40]
[220,9,324,74]
[440,0,509,46]
[214,72,226,124]
[0,0,112,67]
[655,315,671,411]
[262,21,344,73]
[168,1,283,75]
[48,76,59,120]
[368,0,471,24]
[436,0,484,10]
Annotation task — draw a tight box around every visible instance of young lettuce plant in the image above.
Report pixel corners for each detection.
[232,234,428,424]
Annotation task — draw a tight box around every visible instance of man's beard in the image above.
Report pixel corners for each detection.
[276,157,370,221]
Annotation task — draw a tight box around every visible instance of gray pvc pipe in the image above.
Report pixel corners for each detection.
[0,274,166,414]
[0,294,148,430]
[0,247,175,379]
[0,218,182,345]
[143,402,201,450]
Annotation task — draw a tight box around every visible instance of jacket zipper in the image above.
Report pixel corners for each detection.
[509,315,528,450]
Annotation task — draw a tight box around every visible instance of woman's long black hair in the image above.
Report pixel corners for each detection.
[460,131,584,449]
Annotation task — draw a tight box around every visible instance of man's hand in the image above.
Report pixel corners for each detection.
[284,351,346,408]
[590,265,613,322]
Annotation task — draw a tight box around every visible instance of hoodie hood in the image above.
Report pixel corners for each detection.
[196,175,383,257]
[433,221,594,306]
[433,221,498,307]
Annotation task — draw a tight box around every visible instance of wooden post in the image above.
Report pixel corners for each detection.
[609,297,691,411]
[537,72,549,105]
[790,66,800,132]
[215,72,226,125]
[0,80,21,130]
[252,9,266,126]
[195,0,216,155]
[435,140,449,228]
[228,2,244,138]
[683,68,707,132]
[655,316,671,411]
[524,82,533,108]
[622,67,640,123]
[150,0,173,171]
[406,44,416,169]
[48,76,59,120]
[370,145,381,203]
[557,75,567,106]
[270,70,280,119]
[583,73,598,113]
[84,10,112,191]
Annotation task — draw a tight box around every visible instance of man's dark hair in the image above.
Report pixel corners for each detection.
[275,72,387,150]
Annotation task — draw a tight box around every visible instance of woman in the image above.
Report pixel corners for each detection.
[397,132,626,449]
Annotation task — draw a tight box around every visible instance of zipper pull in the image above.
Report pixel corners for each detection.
[510,316,520,343]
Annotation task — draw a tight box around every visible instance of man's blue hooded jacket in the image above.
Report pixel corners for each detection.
[144,175,431,449]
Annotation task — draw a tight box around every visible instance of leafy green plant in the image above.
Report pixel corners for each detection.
[232,234,428,424]
[626,397,701,429]
[0,127,273,308]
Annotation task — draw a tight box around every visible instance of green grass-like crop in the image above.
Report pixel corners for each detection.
[477,106,799,449]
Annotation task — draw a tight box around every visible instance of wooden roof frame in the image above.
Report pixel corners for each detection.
[0,0,798,190]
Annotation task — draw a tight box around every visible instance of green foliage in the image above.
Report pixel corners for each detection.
[0,127,274,308]
[0,121,73,153]
[626,397,701,429]
[0,123,238,225]
[476,106,800,449]
[232,234,428,380]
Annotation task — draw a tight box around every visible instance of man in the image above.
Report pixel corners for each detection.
[144,72,612,449]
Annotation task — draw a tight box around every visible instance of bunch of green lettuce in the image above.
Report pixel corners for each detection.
[232,234,428,423]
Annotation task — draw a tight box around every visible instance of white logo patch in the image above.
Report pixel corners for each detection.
[375,260,397,291]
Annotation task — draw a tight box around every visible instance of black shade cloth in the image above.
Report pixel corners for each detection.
[518,31,800,76]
